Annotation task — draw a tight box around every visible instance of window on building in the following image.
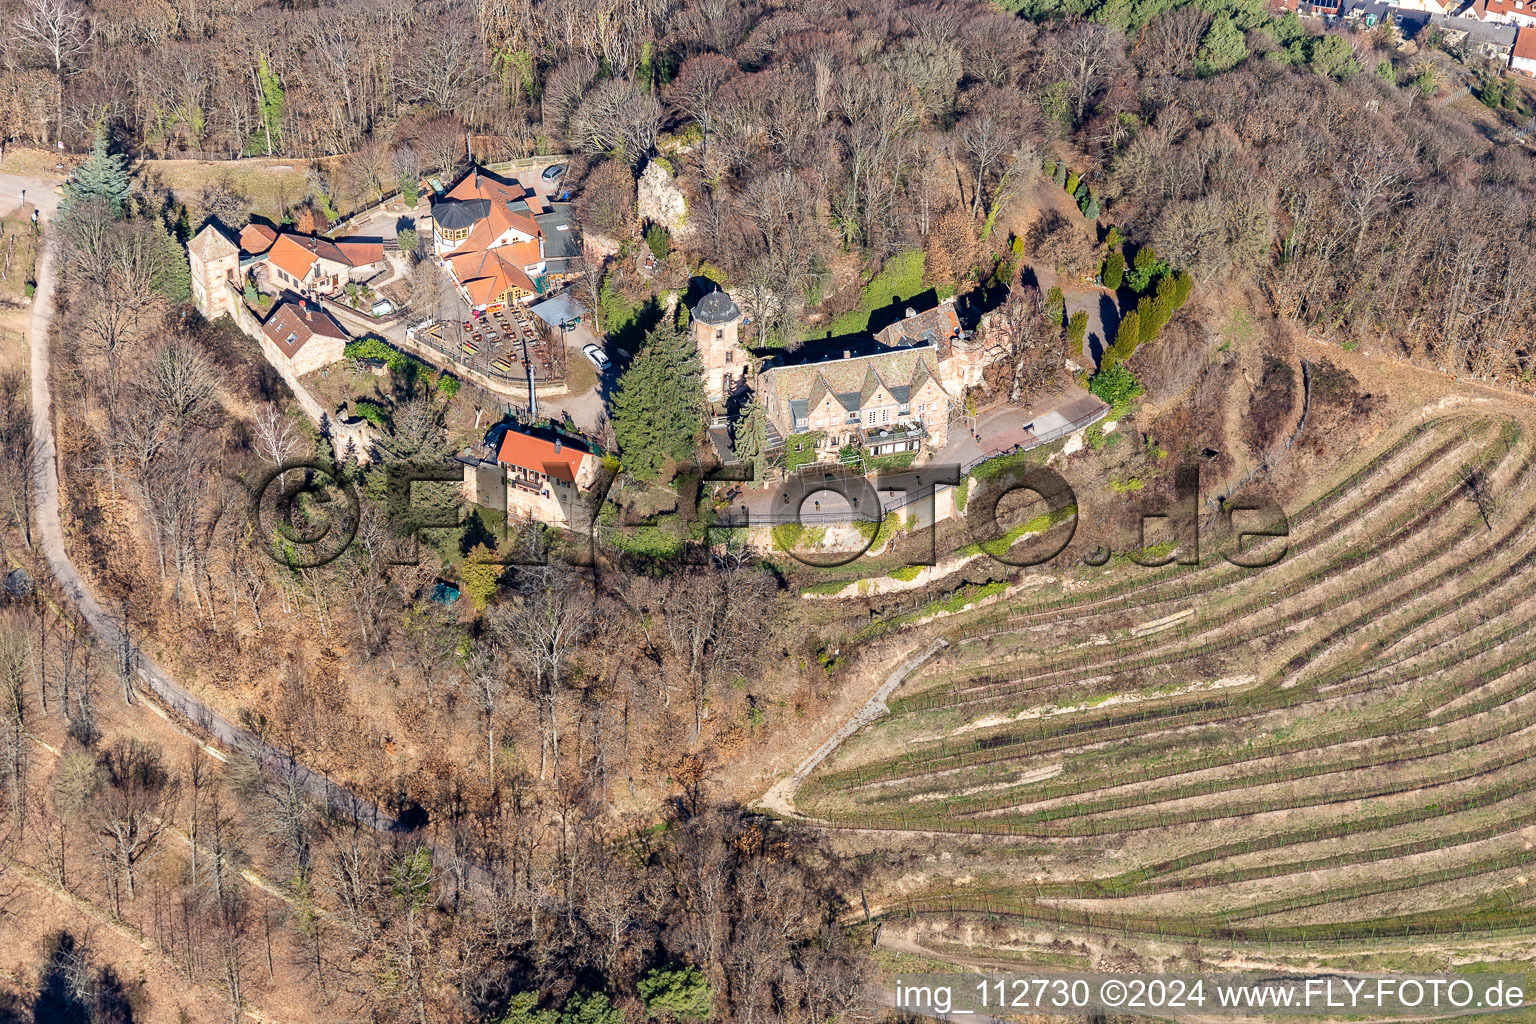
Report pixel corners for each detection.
[715,329,723,339]
[882,409,890,423]
[725,350,733,363]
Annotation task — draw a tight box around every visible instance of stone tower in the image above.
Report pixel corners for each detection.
[188,224,239,320]
[692,287,745,404]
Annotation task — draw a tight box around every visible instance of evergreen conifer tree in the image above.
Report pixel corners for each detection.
[1112,310,1142,365]
[611,320,705,480]
[734,398,767,483]
[1103,251,1125,290]
[1196,16,1249,76]
[66,133,132,214]
[152,218,191,303]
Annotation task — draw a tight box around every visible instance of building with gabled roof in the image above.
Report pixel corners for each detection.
[1513,23,1536,69]
[1462,0,1536,25]
[431,167,551,310]
[757,342,954,461]
[260,297,350,376]
[262,232,386,296]
[458,422,601,527]
[240,223,278,256]
[189,223,240,320]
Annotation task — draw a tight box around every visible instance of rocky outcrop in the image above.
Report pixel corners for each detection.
[636,159,693,241]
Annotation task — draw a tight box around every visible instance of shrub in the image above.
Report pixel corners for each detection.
[1067,311,1088,358]
[1103,251,1125,290]
[435,372,461,399]
[1089,363,1144,414]
[1126,245,1167,293]
[1053,163,1068,187]
[353,399,388,428]
[645,223,671,260]
[461,546,503,612]
[345,336,412,374]
[1065,171,1081,195]
[1045,286,1066,324]
[639,966,713,1020]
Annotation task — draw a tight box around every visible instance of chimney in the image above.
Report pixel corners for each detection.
[843,349,851,360]
[905,307,917,318]
[554,437,562,453]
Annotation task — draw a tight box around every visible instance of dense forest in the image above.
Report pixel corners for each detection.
[3,0,1533,377]
[2,0,1536,1018]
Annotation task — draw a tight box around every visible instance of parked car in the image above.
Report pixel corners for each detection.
[541,163,567,183]
[582,343,610,370]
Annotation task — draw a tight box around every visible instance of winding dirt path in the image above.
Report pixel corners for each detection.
[23,188,401,836]
[757,638,948,818]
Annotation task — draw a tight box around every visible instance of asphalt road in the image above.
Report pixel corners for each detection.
[0,172,55,221]
[19,172,401,835]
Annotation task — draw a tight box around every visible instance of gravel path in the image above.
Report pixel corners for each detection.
[758,638,948,818]
[23,182,402,835]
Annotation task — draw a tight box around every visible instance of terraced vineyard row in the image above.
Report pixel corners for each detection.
[801,413,1536,945]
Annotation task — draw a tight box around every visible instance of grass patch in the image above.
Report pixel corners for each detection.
[0,215,39,303]
[888,565,924,581]
[772,522,826,551]
[142,156,341,222]
[821,251,926,338]
[801,579,854,596]
[979,504,1077,558]
[781,431,825,473]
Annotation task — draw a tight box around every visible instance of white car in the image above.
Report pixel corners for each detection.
[582,343,611,370]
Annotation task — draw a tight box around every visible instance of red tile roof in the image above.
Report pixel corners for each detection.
[240,224,277,255]
[1516,24,1536,56]
[264,232,379,281]
[335,239,385,266]
[436,169,546,307]
[495,428,589,482]
[1473,0,1536,18]
[262,300,349,358]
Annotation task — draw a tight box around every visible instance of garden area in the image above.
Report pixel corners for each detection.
[0,212,38,305]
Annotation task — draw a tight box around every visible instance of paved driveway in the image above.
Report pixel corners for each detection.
[935,388,1108,469]
[0,171,61,221]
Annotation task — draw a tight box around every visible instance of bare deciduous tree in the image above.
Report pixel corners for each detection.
[88,740,180,910]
